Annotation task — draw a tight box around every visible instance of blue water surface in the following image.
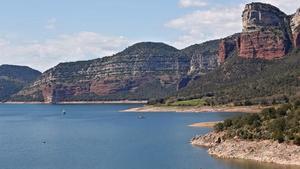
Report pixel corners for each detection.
[0,104,296,169]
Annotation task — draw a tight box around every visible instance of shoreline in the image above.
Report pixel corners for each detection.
[123,105,267,113]
[191,132,300,166]
[3,100,147,105]
[189,121,222,128]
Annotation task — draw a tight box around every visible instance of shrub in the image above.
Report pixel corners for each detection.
[294,136,300,146]
[214,123,224,132]
[244,100,253,106]
[294,100,300,109]
[261,108,276,120]
[223,119,233,128]
[273,131,285,143]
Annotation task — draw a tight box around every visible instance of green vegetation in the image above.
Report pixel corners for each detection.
[178,49,300,105]
[148,97,207,107]
[0,65,41,101]
[214,101,300,145]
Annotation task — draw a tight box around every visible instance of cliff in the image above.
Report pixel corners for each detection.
[291,8,300,48]
[12,43,188,102]
[9,2,300,103]
[218,3,299,63]
[178,3,300,104]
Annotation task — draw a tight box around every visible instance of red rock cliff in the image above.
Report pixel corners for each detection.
[218,3,297,63]
[239,3,291,60]
[218,34,240,64]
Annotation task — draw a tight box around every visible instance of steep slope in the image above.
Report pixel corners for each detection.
[178,49,300,104]
[12,43,191,102]
[182,39,220,74]
[0,65,41,101]
[12,39,223,103]
[176,3,300,105]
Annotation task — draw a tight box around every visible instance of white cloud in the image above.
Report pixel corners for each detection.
[45,18,57,30]
[167,0,299,48]
[179,0,208,8]
[166,5,243,48]
[251,0,299,14]
[0,32,130,71]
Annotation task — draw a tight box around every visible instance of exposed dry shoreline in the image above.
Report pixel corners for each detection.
[123,105,266,113]
[189,121,222,128]
[191,132,300,166]
[3,100,147,104]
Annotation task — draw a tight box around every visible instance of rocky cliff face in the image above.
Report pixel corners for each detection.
[218,3,299,63]
[239,3,291,59]
[182,40,220,74]
[13,43,198,102]
[291,8,300,48]
[218,34,240,64]
[242,3,288,32]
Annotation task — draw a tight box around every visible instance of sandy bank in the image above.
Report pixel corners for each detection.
[189,121,222,128]
[123,105,266,113]
[191,132,300,166]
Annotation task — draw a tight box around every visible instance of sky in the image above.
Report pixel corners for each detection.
[0,0,299,71]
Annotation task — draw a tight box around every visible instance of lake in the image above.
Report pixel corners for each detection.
[0,104,297,169]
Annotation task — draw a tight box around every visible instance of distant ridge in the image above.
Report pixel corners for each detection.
[7,2,300,104]
[0,65,41,101]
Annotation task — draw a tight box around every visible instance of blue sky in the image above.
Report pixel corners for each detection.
[0,0,298,71]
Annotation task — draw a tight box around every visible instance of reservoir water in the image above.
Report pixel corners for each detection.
[0,104,297,169]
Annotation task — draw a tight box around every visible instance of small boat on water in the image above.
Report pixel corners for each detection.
[62,109,66,115]
[137,115,145,119]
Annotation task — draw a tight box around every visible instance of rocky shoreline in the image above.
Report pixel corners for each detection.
[191,132,300,166]
[123,105,266,113]
[3,100,147,104]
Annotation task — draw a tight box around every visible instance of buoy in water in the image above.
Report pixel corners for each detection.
[137,115,145,119]
[62,109,66,115]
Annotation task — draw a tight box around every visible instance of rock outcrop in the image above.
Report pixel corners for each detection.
[182,40,220,74]
[218,34,240,64]
[242,3,288,32]
[218,3,299,63]
[291,8,300,48]
[191,132,300,166]
[239,3,291,59]
[238,30,289,59]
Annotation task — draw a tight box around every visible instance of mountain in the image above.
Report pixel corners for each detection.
[10,2,300,104]
[0,65,41,101]
[176,3,300,105]
[11,40,221,103]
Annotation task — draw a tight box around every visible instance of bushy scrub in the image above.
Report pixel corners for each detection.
[214,101,300,145]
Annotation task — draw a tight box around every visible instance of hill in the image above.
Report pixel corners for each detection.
[9,2,300,104]
[10,37,223,103]
[0,65,41,101]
